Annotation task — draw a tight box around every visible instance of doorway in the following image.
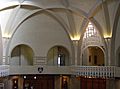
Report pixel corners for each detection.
[80,77,106,89]
[23,75,54,89]
[82,46,104,66]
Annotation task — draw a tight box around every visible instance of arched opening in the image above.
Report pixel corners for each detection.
[82,46,104,66]
[47,46,69,66]
[10,44,34,66]
[81,22,105,66]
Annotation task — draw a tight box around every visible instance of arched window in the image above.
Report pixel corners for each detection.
[10,44,34,66]
[83,22,97,39]
[47,46,69,66]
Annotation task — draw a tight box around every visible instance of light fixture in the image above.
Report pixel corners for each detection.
[104,33,112,39]
[71,35,80,41]
[23,76,26,79]
[2,33,11,39]
[34,76,36,79]
[14,80,17,84]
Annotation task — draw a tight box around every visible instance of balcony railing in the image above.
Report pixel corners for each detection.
[34,56,46,65]
[1,65,120,78]
[0,65,9,77]
[72,66,115,78]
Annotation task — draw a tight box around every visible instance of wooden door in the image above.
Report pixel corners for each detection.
[23,75,54,89]
[80,77,106,89]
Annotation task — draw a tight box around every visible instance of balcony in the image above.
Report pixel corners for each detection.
[71,66,120,78]
[0,65,120,78]
[9,66,71,75]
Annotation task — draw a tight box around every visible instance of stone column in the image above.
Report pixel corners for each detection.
[2,37,10,65]
[104,37,111,66]
[72,40,79,66]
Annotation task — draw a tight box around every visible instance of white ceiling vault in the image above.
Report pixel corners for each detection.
[0,0,119,40]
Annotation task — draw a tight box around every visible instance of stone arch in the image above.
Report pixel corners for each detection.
[10,44,34,66]
[47,45,70,66]
[82,46,105,66]
[80,22,105,66]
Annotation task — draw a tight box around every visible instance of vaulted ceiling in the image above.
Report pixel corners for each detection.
[0,0,119,40]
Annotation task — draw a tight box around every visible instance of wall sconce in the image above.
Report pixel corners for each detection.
[2,33,11,39]
[71,35,80,41]
[104,37,111,45]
